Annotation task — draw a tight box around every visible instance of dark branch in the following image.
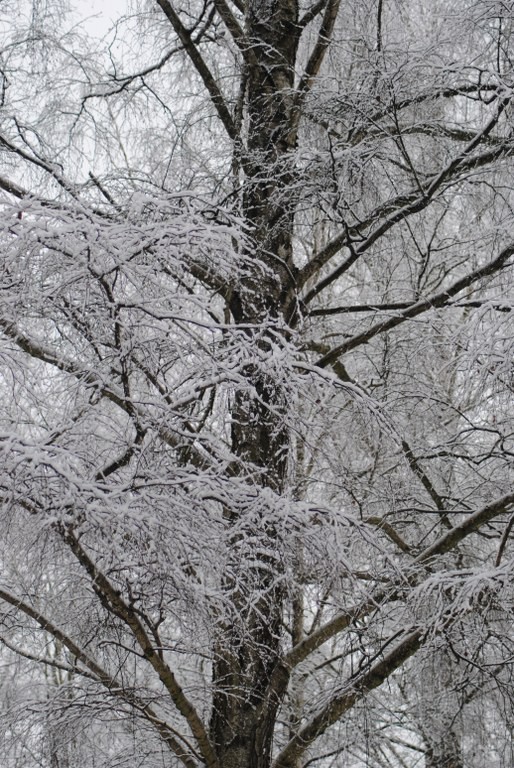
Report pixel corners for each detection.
[0,586,198,768]
[154,0,237,140]
[315,241,514,367]
[309,300,514,316]
[299,95,512,295]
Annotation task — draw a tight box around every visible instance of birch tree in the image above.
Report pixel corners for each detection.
[1,0,514,766]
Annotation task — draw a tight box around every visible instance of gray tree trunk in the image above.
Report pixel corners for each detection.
[209,0,299,764]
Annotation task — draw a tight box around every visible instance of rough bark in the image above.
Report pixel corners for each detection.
[209,1,299,765]
[425,742,463,768]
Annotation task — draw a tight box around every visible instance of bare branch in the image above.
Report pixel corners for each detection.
[309,299,514,316]
[212,0,251,60]
[315,240,514,367]
[295,0,341,110]
[0,174,27,199]
[0,587,198,768]
[61,528,220,768]
[364,516,412,554]
[282,491,514,672]
[154,0,237,140]
[414,491,514,565]
[298,0,329,30]
[0,318,217,471]
[299,94,512,294]
[0,131,82,201]
[273,629,423,768]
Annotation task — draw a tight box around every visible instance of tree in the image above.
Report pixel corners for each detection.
[1,0,514,766]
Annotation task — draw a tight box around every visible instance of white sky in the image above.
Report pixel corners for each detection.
[73,0,127,37]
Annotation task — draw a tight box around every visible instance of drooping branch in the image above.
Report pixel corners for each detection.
[364,82,503,132]
[305,83,508,147]
[0,318,219,471]
[0,586,199,768]
[309,342,448,518]
[60,527,221,768]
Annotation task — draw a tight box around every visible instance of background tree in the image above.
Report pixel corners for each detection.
[1,0,514,766]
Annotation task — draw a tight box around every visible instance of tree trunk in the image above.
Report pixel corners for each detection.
[425,737,463,768]
[209,0,299,764]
